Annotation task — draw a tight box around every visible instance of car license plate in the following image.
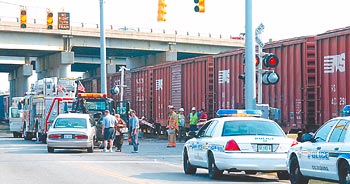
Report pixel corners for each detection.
[257,144,272,152]
[64,134,72,139]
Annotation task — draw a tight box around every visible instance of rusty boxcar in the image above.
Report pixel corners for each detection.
[316,27,350,127]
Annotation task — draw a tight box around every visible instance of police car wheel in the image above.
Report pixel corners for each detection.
[208,152,223,179]
[183,149,197,174]
[277,171,289,180]
[289,156,309,184]
[339,161,350,184]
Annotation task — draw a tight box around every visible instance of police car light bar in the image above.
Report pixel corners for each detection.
[216,109,262,117]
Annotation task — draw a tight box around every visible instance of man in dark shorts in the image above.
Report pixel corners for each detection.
[102,110,117,152]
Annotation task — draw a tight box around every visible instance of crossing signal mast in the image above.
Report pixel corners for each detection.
[20,7,27,28]
[47,9,53,29]
[157,0,167,22]
[194,0,205,13]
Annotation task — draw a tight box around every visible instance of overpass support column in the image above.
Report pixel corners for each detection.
[8,63,32,97]
[37,52,74,78]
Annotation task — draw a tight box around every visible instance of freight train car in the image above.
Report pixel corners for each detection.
[262,36,317,133]
[128,56,214,127]
[316,27,350,127]
[213,36,317,133]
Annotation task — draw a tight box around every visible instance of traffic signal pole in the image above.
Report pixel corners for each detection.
[100,0,107,94]
[257,39,263,104]
[245,0,256,109]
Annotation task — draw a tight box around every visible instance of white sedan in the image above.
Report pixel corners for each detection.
[183,110,296,180]
[287,116,350,184]
[47,113,97,153]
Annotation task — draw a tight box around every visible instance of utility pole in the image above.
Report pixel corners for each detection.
[99,0,107,93]
[245,0,256,109]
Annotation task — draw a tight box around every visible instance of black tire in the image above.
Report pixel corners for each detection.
[41,134,47,144]
[183,149,197,174]
[339,161,350,184]
[208,152,223,179]
[289,156,309,184]
[277,171,290,180]
[47,147,54,153]
[13,132,17,138]
[245,171,257,175]
[87,143,94,153]
[23,122,32,140]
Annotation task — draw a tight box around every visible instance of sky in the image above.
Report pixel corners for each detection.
[0,0,349,92]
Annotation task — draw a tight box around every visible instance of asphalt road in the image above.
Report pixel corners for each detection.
[0,130,334,184]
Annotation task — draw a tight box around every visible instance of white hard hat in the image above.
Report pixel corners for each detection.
[168,105,174,109]
[179,108,184,112]
[191,107,196,111]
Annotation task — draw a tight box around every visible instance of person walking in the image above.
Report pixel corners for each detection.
[102,110,117,152]
[167,105,178,147]
[129,110,140,153]
[188,107,199,132]
[177,108,187,142]
[114,114,127,152]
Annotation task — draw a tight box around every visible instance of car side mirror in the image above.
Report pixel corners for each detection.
[302,133,313,142]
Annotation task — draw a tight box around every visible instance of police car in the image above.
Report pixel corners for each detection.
[182,109,296,179]
[287,116,350,184]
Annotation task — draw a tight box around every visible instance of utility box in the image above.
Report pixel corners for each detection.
[256,104,269,119]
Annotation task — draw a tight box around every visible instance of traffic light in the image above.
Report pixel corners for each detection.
[157,0,167,22]
[194,0,205,13]
[263,54,279,68]
[47,10,53,29]
[20,8,27,28]
[255,54,260,66]
[243,54,260,66]
[262,71,280,85]
[261,53,280,85]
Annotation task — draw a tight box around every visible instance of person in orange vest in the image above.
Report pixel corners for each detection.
[167,105,178,147]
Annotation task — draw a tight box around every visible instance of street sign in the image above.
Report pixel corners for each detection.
[255,23,265,48]
[256,37,264,48]
[58,12,70,30]
[255,23,265,35]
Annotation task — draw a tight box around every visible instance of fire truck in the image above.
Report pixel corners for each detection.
[71,93,115,141]
[22,77,77,143]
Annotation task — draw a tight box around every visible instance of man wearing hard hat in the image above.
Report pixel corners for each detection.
[167,105,178,147]
[177,107,187,142]
[188,107,199,132]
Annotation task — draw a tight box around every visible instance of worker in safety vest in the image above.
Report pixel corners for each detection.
[188,107,199,132]
[177,108,187,142]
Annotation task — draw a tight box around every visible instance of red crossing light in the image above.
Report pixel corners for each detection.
[263,54,279,68]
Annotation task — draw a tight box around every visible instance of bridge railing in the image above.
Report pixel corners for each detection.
[0,16,244,40]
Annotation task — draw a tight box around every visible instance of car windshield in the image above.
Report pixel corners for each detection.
[222,120,285,136]
[54,118,87,128]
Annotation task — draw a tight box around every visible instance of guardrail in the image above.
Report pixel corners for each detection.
[0,16,244,40]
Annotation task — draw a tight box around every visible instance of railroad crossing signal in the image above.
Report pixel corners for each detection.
[261,53,280,85]
[194,0,205,13]
[20,8,27,28]
[157,0,167,22]
[47,10,53,29]
[263,54,279,68]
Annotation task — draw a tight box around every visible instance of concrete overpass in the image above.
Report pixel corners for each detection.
[0,19,244,96]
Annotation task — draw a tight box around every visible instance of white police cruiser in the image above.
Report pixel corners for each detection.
[183,109,296,179]
[287,116,350,184]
